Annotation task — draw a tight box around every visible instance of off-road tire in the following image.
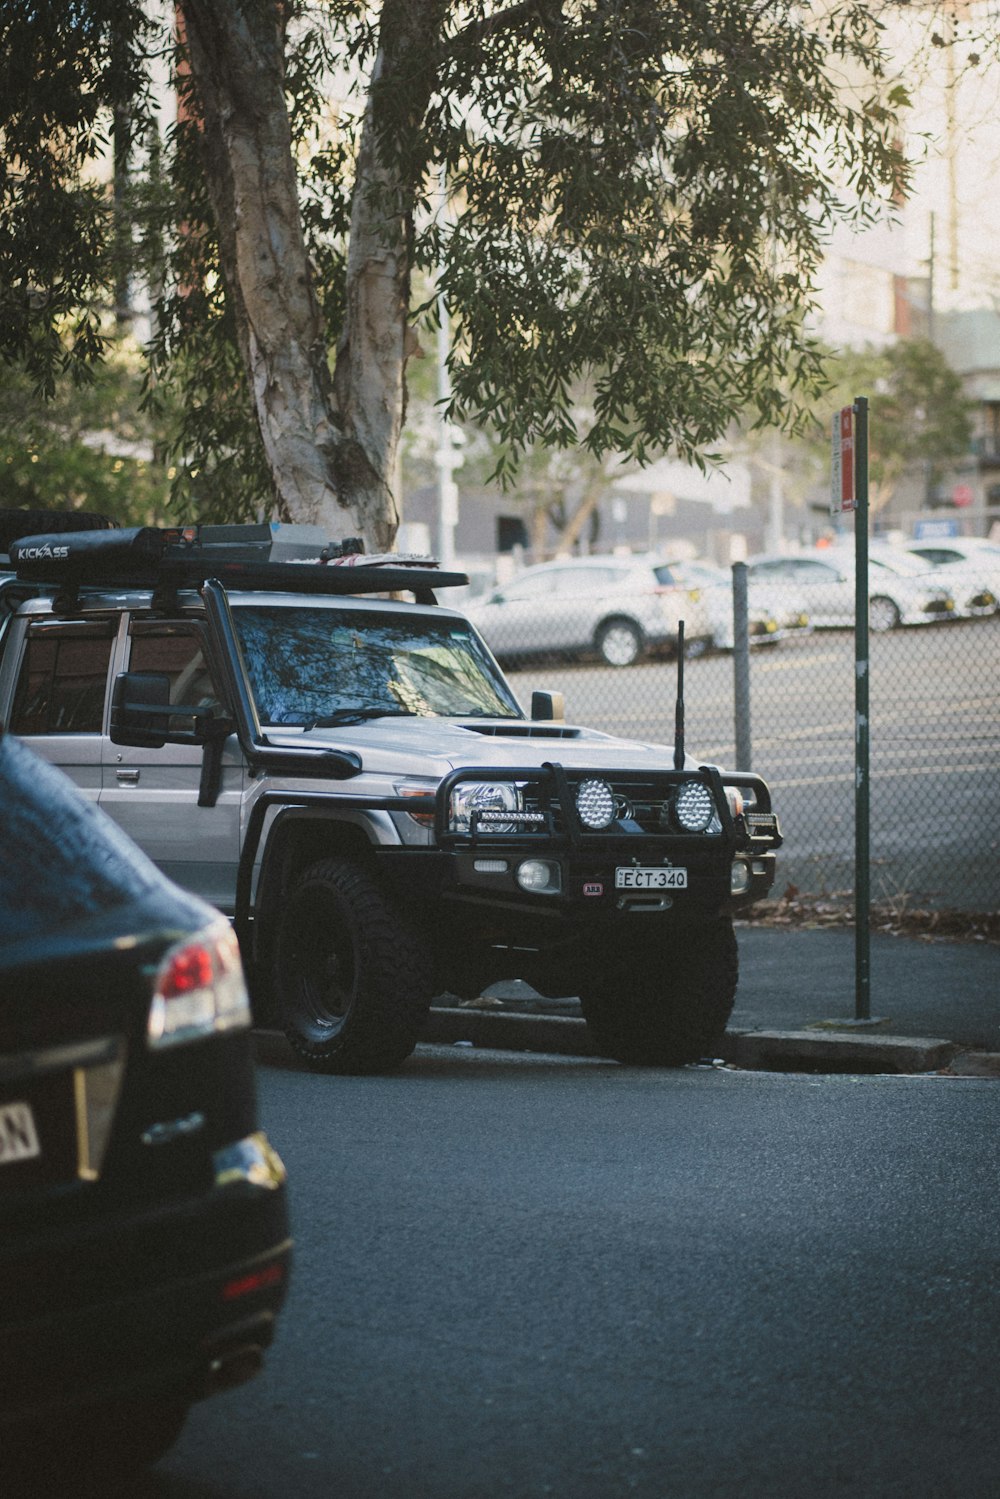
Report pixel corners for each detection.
[596,617,643,668]
[579,916,738,1065]
[273,856,432,1074]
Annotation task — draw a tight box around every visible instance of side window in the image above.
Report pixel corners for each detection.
[504,573,560,602]
[9,624,115,735]
[127,624,222,731]
[555,568,619,596]
[791,561,837,583]
[749,562,788,581]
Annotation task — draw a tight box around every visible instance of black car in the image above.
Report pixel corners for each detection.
[0,730,291,1486]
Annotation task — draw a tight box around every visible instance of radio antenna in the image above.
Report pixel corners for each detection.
[673,621,686,769]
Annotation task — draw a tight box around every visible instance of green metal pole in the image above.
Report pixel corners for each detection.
[853,396,871,1020]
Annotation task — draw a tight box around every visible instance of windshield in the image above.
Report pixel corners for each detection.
[233,604,522,727]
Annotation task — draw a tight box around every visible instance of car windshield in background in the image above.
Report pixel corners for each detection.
[869,549,936,576]
[233,605,522,726]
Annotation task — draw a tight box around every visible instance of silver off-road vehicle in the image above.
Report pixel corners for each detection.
[0,521,782,1071]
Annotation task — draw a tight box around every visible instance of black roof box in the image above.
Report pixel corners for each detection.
[0,507,118,557]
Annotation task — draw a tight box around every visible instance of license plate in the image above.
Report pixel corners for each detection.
[615,866,688,890]
[0,1100,41,1165]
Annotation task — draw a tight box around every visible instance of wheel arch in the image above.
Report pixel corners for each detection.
[593,613,645,664]
[868,592,902,631]
[249,809,378,990]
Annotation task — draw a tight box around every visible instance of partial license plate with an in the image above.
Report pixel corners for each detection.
[615,866,688,890]
[0,1100,41,1165]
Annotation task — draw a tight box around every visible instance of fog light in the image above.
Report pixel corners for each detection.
[730,862,751,894]
[675,781,714,832]
[516,859,562,894]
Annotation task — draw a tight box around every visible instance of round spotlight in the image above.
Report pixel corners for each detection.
[576,778,616,830]
[675,780,714,832]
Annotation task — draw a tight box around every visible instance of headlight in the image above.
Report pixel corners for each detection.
[449,780,523,834]
[147,921,251,1049]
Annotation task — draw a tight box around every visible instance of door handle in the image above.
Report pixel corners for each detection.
[116,768,140,784]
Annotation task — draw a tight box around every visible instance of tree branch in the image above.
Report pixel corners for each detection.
[450,0,562,49]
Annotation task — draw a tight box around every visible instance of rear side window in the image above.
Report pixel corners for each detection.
[554,567,622,595]
[9,624,115,734]
[128,624,222,714]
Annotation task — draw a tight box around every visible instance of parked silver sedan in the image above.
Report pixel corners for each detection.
[464,555,714,667]
[746,544,957,631]
[664,558,811,650]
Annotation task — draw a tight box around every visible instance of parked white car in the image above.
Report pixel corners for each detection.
[664,558,811,650]
[746,544,957,631]
[464,555,715,667]
[903,537,1000,618]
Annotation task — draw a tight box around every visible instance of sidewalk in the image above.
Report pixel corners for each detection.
[423,925,1000,1075]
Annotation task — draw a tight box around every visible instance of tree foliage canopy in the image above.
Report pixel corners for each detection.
[1,1,908,544]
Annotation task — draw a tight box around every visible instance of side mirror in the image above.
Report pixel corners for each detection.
[531,690,565,722]
[111,671,233,748]
[111,671,171,747]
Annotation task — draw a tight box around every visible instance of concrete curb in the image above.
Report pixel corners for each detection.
[719,1028,956,1074]
[424,1007,1000,1076]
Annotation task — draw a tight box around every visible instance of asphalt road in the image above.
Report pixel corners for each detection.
[138,1043,1000,1499]
[504,616,999,910]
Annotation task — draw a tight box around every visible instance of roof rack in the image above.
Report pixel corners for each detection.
[9,523,469,604]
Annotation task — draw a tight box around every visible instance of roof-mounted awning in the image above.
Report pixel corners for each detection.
[10,524,468,600]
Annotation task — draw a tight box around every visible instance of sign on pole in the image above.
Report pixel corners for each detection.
[831,407,856,516]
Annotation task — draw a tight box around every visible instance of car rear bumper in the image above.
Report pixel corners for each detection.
[0,1132,291,1422]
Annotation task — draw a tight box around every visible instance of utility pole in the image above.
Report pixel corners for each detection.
[435,167,460,568]
[927,210,936,346]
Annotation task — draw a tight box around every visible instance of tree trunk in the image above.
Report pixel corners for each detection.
[179,0,445,551]
[554,471,607,555]
[179,1,344,532]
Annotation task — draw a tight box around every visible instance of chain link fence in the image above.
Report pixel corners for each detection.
[470,578,999,918]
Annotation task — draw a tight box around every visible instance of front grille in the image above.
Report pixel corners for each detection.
[522,776,678,835]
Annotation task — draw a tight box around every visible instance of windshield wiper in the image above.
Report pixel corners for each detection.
[300,708,416,731]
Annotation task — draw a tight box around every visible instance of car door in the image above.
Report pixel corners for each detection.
[470,569,573,657]
[99,618,245,913]
[553,566,627,649]
[5,617,116,800]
